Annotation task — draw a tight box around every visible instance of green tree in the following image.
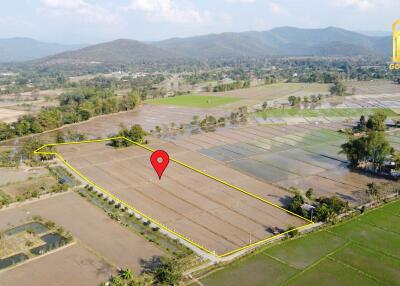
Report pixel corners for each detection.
[111,124,147,147]
[0,122,14,140]
[110,275,125,286]
[305,188,314,200]
[366,182,383,202]
[120,268,133,280]
[366,131,393,171]
[265,76,276,85]
[314,203,330,221]
[340,136,368,167]
[285,191,305,215]
[288,96,301,106]
[394,152,400,170]
[36,108,63,129]
[366,110,387,131]
[152,257,182,285]
[78,108,92,121]
[358,115,366,131]
[56,131,65,143]
[330,81,346,96]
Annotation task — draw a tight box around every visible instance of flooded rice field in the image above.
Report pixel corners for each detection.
[169,123,396,205]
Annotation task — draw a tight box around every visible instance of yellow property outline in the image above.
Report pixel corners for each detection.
[34,136,313,258]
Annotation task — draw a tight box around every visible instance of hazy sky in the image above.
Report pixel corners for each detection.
[0,0,398,44]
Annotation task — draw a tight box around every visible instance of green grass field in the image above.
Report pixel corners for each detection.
[145,95,241,108]
[254,108,397,118]
[198,200,400,286]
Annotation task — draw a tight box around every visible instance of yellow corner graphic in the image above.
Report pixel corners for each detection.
[393,19,400,63]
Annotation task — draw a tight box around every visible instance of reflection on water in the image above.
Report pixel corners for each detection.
[5,222,49,236]
[0,253,28,269]
[0,222,70,270]
[30,233,66,255]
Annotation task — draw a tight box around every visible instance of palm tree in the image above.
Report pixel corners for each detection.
[343,201,350,215]
[366,182,382,204]
[111,275,124,286]
[326,209,337,224]
[121,268,133,280]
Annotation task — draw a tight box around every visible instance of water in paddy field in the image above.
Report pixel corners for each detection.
[4,222,49,236]
[159,120,249,141]
[0,253,29,270]
[30,233,66,255]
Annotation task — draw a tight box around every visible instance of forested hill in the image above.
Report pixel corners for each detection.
[154,27,391,59]
[5,27,391,65]
[39,39,179,65]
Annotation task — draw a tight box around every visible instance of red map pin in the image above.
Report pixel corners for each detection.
[150,150,170,179]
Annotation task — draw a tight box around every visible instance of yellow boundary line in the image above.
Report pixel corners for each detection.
[34,137,313,258]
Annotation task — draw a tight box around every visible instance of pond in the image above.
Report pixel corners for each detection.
[5,222,49,236]
[0,253,28,270]
[30,233,66,255]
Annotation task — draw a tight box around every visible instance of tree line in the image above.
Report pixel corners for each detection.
[213,80,250,92]
[0,88,140,141]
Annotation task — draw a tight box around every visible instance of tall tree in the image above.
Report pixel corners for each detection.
[366,131,393,171]
[330,81,346,96]
[366,110,387,131]
[152,257,182,285]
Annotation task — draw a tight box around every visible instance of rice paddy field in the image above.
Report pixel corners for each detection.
[145,95,241,108]
[254,108,397,118]
[199,83,330,101]
[53,140,308,256]
[197,199,400,286]
[170,123,393,205]
[345,80,400,95]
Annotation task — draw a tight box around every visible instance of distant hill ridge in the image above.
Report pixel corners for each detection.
[0,38,86,63]
[41,39,179,65]
[154,27,391,58]
[0,27,391,64]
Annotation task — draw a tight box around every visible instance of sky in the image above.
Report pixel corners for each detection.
[0,0,398,44]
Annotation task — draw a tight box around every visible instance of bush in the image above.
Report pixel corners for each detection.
[110,124,147,147]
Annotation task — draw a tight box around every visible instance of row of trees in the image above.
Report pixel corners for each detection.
[355,112,387,132]
[213,80,250,92]
[287,94,323,107]
[0,88,141,141]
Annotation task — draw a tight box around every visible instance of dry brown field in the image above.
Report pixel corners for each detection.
[0,167,49,186]
[0,244,114,286]
[346,80,400,95]
[0,108,28,123]
[0,175,58,198]
[0,191,164,274]
[56,140,307,255]
[21,192,165,272]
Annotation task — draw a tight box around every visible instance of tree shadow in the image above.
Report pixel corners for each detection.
[139,255,163,274]
[266,226,285,235]
[278,195,292,206]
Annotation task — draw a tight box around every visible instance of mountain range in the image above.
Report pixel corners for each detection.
[0,38,86,63]
[0,27,392,65]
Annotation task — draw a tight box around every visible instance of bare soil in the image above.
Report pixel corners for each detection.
[57,141,307,255]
